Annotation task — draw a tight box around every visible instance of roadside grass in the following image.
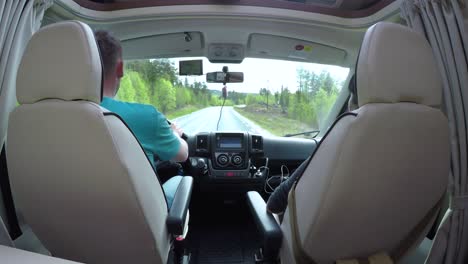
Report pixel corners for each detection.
[166,105,204,120]
[234,104,316,137]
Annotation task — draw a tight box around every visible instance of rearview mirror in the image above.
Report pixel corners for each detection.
[206,72,244,83]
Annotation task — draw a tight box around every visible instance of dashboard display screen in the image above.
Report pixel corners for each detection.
[218,136,242,149]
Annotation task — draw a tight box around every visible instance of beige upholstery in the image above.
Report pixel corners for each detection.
[16,21,102,104]
[280,22,449,263]
[7,21,170,264]
[356,23,441,108]
[0,246,81,264]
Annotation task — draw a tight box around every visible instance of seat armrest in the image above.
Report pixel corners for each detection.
[247,191,282,260]
[167,176,193,235]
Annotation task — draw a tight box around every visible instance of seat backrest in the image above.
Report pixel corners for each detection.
[7,21,170,264]
[280,22,449,263]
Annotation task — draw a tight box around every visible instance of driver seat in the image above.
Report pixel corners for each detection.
[6,21,191,263]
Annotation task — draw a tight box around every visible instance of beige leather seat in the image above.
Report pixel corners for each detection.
[279,22,450,263]
[0,246,82,264]
[0,210,79,263]
[6,21,178,264]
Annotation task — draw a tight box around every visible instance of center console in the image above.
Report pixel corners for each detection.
[191,132,265,181]
[212,133,249,177]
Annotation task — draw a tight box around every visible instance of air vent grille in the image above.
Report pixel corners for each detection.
[251,135,263,151]
[196,135,209,152]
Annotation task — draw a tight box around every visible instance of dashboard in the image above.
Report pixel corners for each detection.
[185,132,318,191]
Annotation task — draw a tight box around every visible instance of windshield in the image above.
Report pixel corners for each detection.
[117,57,349,137]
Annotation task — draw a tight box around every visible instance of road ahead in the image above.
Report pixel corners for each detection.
[173,106,272,136]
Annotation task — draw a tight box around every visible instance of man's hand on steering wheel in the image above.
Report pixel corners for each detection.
[167,120,188,141]
[170,122,184,138]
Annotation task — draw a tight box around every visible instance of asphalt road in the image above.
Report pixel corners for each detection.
[173,106,272,136]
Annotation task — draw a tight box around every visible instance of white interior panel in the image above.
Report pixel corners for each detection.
[248,33,347,65]
[99,18,361,67]
[122,32,204,60]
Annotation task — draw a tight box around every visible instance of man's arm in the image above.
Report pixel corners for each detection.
[266,159,309,214]
[151,110,188,162]
[266,172,299,214]
[170,123,189,162]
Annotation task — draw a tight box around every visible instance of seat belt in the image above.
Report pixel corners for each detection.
[288,186,444,264]
[0,145,22,239]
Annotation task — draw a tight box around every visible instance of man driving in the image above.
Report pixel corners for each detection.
[94,30,188,208]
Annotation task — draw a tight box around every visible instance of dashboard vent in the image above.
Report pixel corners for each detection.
[196,135,209,152]
[251,135,263,152]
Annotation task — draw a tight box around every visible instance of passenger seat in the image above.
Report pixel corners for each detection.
[247,22,449,263]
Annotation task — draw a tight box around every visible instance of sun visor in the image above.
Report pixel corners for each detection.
[122,32,204,60]
[247,34,347,66]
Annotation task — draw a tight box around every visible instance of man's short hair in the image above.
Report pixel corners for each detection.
[94,30,122,78]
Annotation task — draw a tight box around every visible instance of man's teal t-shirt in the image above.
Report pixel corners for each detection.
[101,97,180,166]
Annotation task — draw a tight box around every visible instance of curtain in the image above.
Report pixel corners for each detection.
[0,0,53,149]
[401,1,468,263]
[0,0,52,245]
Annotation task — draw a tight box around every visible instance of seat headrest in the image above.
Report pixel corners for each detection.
[356,22,442,107]
[17,21,102,104]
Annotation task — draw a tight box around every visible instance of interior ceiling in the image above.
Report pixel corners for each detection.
[97,17,362,67]
[74,0,395,18]
[44,0,402,67]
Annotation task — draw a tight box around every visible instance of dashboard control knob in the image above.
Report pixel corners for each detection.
[197,158,208,174]
[197,158,206,169]
[232,155,243,166]
[217,154,229,166]
[190,158,198,168]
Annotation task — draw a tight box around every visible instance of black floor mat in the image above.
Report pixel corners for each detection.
[186,197,260,264]
[197,226,243,263]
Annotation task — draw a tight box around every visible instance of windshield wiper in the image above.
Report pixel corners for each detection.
[284,130,320,138]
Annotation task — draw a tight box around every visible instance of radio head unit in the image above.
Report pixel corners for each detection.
[215,133,244,149]
[211,133,248,170]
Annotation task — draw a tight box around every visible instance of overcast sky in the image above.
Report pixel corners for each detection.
[170,57,350,94]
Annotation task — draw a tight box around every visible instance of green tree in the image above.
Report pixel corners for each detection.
[154,78,176,113]
[229,90,247,105]
[311,88,338,128]
[121,71,150,104]
[279,86,290,113]
[117,73,136,102]
[320,71,335,94]
[246,94,258,105]
[259,88,271,110]
[175,85,190,108]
